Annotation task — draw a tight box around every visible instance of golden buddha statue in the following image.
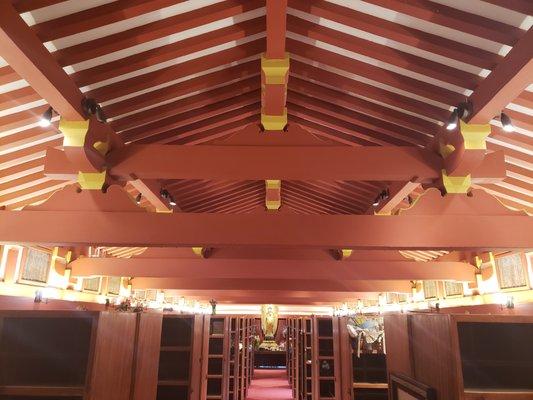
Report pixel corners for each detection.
[259,304,279,350]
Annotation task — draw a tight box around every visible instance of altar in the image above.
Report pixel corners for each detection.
[255,304,287,369]
[254,349,287,369]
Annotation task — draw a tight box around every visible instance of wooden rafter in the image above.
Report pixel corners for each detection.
[0,2,84,120]
[468,28,533,124]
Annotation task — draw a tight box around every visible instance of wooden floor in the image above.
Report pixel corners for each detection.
[246,369,294,400]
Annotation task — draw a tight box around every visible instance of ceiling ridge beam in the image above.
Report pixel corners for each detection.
[261,0,288,131]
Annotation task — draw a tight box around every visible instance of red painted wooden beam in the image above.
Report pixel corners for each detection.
[468,27,533,124]
[44,145,444,181]
[261,0,289,130]
[146,290,403,304]
[266,0,288,58]
[0,211,531,249]
[437,28,533,178]
[0,2,84,120]
[71,257,474,281]
[130,277,413,293]
[44,143,506,182]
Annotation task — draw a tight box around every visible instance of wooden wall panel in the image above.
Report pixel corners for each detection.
[88,312,137,400]
[409,314,459,400]
[383,314,412,377]
[132,313,163,400]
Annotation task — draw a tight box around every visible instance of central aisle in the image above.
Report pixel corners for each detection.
[245,369,294,400]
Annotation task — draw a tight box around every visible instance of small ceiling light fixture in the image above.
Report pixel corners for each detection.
[135,193,142,205]
[82,98,107,123]
[446,101,472,131]
[446,108,459,131]
[500,112,515,133]
[39,107,54,127]
[373,189,389,207]
[160,188,177,207]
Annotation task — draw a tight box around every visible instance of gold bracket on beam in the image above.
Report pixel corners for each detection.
[60,120,90,146]
[60,118,108,190]
[265,179,281,210]
[77,171,107,190]
[441,170,471,194]
[440,121,491,194]
[333,249,353,260]
[192,247,212,258]
[261,108,288,131]
[261,53,289,84]
[460,120,491,150]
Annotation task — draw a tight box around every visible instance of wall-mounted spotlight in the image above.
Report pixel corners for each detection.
[446,101,472,131]
[160,188,177,207]
[500,112,515,133]
[39,106,54,127]
[372,189,389,207]
[82,98,107,123]
[446,108,459,131]
[135,193,142,205]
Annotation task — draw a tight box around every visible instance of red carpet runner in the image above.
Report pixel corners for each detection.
[245,369,294,400]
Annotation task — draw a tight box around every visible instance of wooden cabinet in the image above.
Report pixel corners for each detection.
[0,310,97,400]
[287,317,300,398]
[228,317,240,400]
[286,316,314,400]
[88,312,137,400]
[155,314,204,400]
[0,310,136,400]
[384,313,533,400]
[339,316,388,400]
[237,317,253,400]
[0,308,266,400]
[199,315,255,400]
[312,317,341,400]
[202,316,230,400]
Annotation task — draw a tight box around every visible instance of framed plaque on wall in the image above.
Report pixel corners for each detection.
[19,248,50,284]
[422,280,438,299]
[444,281,464,297]
[495,252,529,290]
[106,276,122,295]
[82,276,102,293]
